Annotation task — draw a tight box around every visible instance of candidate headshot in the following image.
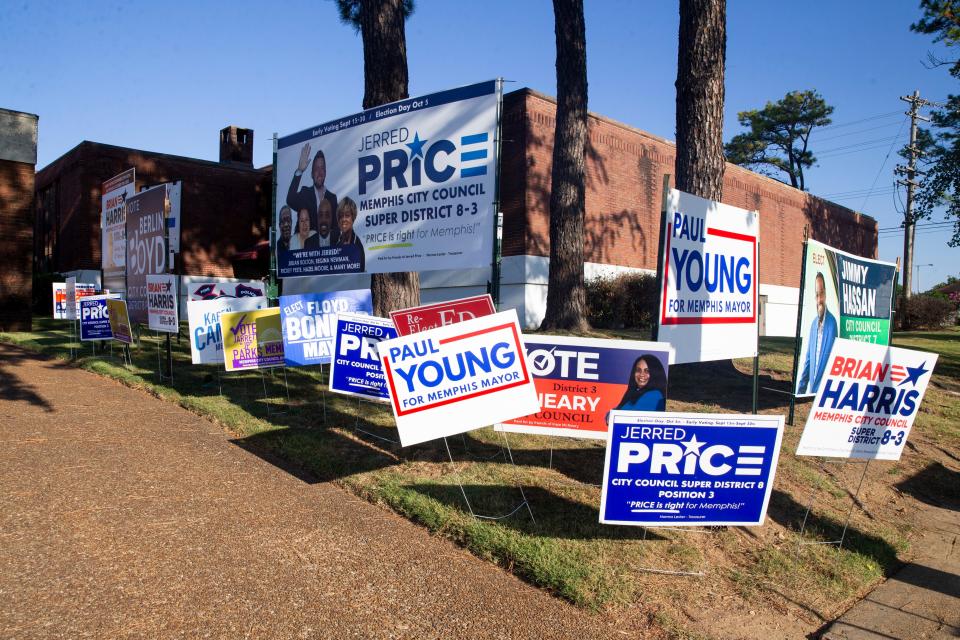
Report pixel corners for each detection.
[276,205,292,252]
[614,355,667,412]
[286,142,338,235]
[336,196,365,271]
[797,271,838,394]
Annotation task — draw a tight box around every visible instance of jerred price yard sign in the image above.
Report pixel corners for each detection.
[378,310,539,447]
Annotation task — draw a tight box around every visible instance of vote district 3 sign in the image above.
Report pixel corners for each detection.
[280,290,372,366]
[495,336,674,440]
[275,80,498,278]
[146,274,178,333]
[379,309,540,447]
[657,189,759,364]
[793,239,897,397]
[187,297,268,365]
[220,308,284,372]
[601,412,784,527]
[329,312,398,402]
[796,339,937,461]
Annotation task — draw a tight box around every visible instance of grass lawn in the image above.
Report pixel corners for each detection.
[4,319,957,637]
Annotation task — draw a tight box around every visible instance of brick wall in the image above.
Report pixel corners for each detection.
[35,142,271,279]
[0,159,34,330]
[503,89,879,289]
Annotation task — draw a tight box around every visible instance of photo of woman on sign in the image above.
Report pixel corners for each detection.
[290,208,318,251]
[614,355,667,411]
[337,196,365,272]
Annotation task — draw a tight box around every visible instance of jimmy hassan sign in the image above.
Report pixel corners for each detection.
[496,336,674,440]
[275,80,498,277]
[601,412,784,527]
[379,310,539,447]
[793,240,897,397]
[280,290,372,366]
[796,339,937,461]
[329,312,398,402]
[657,189,758,364]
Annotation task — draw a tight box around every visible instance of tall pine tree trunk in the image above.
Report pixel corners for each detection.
[540,0,590,332]
[360,0,421,315]
[675,0,726,201]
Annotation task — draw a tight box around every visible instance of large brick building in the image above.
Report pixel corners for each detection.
[0,108,39,331]
[34,126,271,288]
[34,89,877,334]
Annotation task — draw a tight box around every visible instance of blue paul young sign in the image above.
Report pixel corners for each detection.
[601,412,784,527]
[279,290,372,367]
[329,312,398,402]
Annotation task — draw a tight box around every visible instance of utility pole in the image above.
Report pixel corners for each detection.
[896,90,933,303]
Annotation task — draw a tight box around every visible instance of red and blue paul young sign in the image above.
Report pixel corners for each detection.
[796,339,938,461]
[601,412,784,527]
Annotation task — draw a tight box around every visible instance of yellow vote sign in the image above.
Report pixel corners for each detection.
[220,308,284,371]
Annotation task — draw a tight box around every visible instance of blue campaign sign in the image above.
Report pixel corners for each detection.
[600,412,784,527]
[79,296,114,341]
[329,312,398,402]
[279,290,372,366]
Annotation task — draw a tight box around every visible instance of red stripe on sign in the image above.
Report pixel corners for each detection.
[439,322,514,345]
[707,227,755,243]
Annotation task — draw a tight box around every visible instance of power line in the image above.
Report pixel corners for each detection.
[816,110,904,132]
[810,121,911,143]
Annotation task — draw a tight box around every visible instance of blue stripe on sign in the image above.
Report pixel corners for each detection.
[167,219,175,227]
[460,149,487,162]
[461,132,489,146]
[461,166,487,178]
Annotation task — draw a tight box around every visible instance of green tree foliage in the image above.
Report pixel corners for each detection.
[724,90,834,191]
[911,1,960,245]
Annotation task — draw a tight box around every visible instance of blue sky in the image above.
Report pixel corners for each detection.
[2,0,955,289]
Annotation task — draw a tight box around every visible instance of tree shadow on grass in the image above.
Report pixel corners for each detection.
[407,482,666,542]
[668,359,792,412]
[895,461,960,511]
[765,489,900,576]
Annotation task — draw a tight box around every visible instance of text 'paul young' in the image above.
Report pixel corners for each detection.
[664,210,755,318]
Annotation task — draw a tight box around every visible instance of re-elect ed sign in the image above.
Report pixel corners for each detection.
[389,294,496,336]
[378,309,539,447]
[601,412,783,527]
[496,336,674,440]
[796,339,938,461]
[657,189,758,364]
[329,312,398,402]
[280,290,372,366]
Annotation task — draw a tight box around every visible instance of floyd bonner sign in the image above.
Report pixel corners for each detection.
[276,80,498,277]
[657,189,758,364]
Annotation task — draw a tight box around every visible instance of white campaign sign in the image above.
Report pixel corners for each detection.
[65,277,77,321]
[101,168,135,293]
[657,189,759,364]
[378,309,539,447]
[796,339,938,461]
[276,80,498,278]
[147,274,179,333]
[187,296,269,364]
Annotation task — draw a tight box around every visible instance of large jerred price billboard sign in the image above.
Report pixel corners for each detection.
[495,336,674,440]
[275,80,498,278]
[389,294,495,336]
[378,310,539,447]
[657,189,758,364]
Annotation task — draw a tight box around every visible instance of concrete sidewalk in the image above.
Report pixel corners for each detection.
[0,343,631,639]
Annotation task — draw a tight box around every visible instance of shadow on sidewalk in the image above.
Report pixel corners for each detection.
[0,344,54,411]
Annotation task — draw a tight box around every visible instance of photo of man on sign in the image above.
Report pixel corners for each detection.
[797,271,838,394]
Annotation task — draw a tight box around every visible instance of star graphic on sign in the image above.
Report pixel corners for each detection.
[682,435,705,457]
[406,132,427,159]
[899,361,930,387]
